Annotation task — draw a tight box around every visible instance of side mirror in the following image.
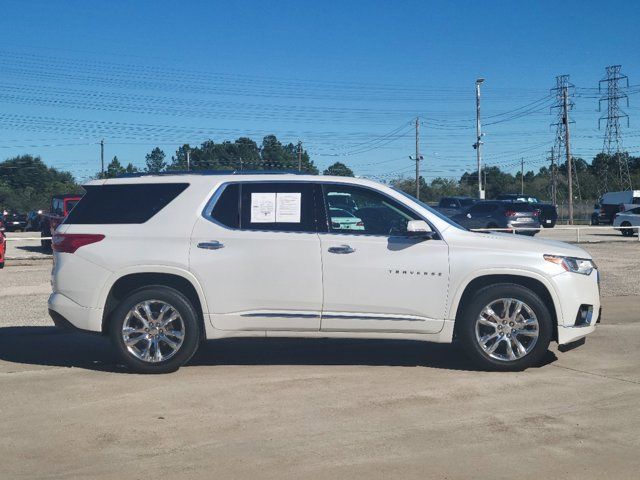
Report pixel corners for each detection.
[406,220,435,239]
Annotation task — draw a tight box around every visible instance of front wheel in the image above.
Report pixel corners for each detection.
[110,286,201,374]
[620,222,634,237]
[458,283,552,371]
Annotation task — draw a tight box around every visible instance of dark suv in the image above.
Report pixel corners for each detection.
[496,194,557,228]
[452,201,540,235]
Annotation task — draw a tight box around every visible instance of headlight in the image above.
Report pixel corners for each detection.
[544,254,596,275]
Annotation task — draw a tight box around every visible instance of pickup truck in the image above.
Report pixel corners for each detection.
[41,193,83,250]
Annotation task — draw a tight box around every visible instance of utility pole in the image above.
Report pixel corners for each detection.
[563,87,574,225]
[186,148,190,171]
[100,139,104,176]
[409,117,423,200]
[474,78,485,199]
[297,141,302,172]
[239,156,243,171]
[551,75,575,219]
[520,158,524,195]
[549,147,558,205]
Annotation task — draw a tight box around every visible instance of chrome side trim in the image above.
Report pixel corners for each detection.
[322,313,427,322]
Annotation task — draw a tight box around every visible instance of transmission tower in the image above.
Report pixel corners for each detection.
[599,65,632,191]
[550,75,579,208]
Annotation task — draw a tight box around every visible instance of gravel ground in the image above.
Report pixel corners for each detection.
[1,230,639,479]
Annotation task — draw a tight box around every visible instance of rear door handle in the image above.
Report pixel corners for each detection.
[328,245,355,254]
[197,241,224,250]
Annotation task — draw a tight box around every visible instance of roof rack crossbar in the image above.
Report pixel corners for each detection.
[116,169,306,178]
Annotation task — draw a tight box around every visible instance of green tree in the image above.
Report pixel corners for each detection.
[323,162,354,177]
[145,147,166,173]
[0,155,79,211]
[98,156,138,178]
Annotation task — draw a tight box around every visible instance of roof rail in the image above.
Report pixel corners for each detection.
[116,169,308,178]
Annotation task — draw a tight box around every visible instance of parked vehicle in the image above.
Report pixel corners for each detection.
[26,210,45,232]
[496,194,558,228]
[435,196,476,217]
[613,207,640,237]
[595,190,640,225]
[49,173,600,373]
[328,207,364,231]
[452,201,540,235]
[3,213,28,232]
[591,203,601,225]
[41,194,83,250]
[0,229,5,268]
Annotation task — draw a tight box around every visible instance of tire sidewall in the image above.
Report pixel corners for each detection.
[459,283,553,371]
[109,286,200,374]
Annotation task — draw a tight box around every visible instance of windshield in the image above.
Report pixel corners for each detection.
[391,187,468,231]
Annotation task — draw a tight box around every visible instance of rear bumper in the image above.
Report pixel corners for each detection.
[48,292,104,332]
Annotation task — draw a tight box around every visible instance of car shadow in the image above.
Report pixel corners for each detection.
[0,327,557,373]
[15,245,50,253]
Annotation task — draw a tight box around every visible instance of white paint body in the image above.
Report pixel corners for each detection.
[49,174,600,346]
[613,209,640,231]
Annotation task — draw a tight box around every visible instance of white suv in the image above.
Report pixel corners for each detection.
[49,173,600,373]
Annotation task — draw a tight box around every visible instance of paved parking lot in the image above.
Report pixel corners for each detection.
[1,231,639,479]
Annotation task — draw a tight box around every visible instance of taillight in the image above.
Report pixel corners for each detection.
[356,221,364,227]
[504,210,516,217]
[52,233,104,253]
[533,210,540,217]
[600,207,605,214]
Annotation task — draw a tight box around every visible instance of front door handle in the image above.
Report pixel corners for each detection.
[328,245,355,254]
[197,241,224,250]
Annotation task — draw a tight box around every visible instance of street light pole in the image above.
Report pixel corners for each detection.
[475,78,485,199]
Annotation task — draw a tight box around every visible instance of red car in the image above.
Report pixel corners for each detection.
[40,194,83,250]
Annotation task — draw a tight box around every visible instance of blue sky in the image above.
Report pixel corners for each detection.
[0,0,639,182]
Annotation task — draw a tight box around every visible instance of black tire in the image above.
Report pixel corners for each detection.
[620,222,633,237]
[457,283,553,371]
[109,286,201,374]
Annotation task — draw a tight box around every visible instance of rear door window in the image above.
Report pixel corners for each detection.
[239,182,317,232]
[65,183,189,224]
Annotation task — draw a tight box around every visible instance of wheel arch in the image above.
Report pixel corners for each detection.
[450,272,561,342]
[100,268,209,336]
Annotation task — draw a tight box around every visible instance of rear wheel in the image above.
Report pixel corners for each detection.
[458,283,552,371]
[110,286,201,374]
[620,221,634,237]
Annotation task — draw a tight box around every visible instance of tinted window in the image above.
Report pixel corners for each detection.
[324,184,419,236]
[508,203,535,212]
[460,198,475,207]
[52,198,63,216]
[240,182,317,232]
[210,184,240,228]
[469,203,497,214]
[439,197,456,207]
[65,183,188,224]
[64,199,80,215]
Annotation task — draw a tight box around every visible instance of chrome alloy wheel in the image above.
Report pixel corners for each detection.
[122,300,185,363]
[474,298,539,362]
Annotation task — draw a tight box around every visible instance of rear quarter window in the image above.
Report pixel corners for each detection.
[65,183,189,224]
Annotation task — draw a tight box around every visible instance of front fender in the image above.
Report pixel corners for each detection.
[446,267,563,325]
